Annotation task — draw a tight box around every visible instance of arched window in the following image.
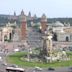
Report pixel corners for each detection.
[53,33,57,41]
[9,33,11,40]
[66,36,69,41]
[4,35,7,41]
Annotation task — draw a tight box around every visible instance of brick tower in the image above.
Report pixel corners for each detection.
[40,14,47,33]
[19,10,27,41]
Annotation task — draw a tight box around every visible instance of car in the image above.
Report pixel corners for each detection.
[34,66,42,71]
[68,67,72,72]
[9,64,18,68]
[14,49,19,52]
[48,67,55,71]
[69,67,72,69]
[6,66,25,72]
[0,56,2,61]
[2,62,7,66]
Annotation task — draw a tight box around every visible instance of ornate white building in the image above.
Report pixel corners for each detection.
[0,22,18,42]
[51,21,72,42]
[45,21,72,42]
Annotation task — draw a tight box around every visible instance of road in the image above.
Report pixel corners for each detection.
[0,66,71,72]
[23,67,72,72]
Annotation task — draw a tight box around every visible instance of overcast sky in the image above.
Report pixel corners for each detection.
[0,0,72,18]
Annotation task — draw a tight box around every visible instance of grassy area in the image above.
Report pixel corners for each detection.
[6,52,72,68]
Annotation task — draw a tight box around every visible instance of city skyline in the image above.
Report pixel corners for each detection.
[0,0,72,18]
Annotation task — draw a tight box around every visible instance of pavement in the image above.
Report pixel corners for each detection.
[0,66,72,72]
[15,67,72,72]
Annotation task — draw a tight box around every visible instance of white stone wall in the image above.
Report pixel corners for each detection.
[0,31,2,41]
[53,27,64,33]
[70,34,72,41]
[57,33,70,41]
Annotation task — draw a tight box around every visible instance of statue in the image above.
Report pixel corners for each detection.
[41,31,53,62]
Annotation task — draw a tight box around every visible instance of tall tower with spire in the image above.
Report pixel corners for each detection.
[13,11,17,20]
[28,12,31,17]
[14,11,16,16]
[28,11,31,20]
[19,10,27,41]
[40,14,47,33]
[33,14,37,19]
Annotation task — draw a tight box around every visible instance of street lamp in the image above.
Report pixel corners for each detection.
[25,41,32,62]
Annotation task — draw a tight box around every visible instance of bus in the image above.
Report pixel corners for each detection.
[6,67,25,72]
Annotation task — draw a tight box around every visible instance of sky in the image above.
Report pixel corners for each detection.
[0,0,72,18]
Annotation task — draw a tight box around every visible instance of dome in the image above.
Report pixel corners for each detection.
[41,14,47,22]
[53,21,64,27]
[21,10,24,15]
[41,14,46,19]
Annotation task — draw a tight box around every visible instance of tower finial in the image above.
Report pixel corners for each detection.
[14,11,16,16]
[21,9,24,15]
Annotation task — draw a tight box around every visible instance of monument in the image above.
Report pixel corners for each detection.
[41,31,53,62]
[41,31,69,63]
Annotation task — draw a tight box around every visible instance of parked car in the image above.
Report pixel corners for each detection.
[48,67,55,71]
[34,66,42,71]
[2,62,7,66]
[9,64,18,68]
